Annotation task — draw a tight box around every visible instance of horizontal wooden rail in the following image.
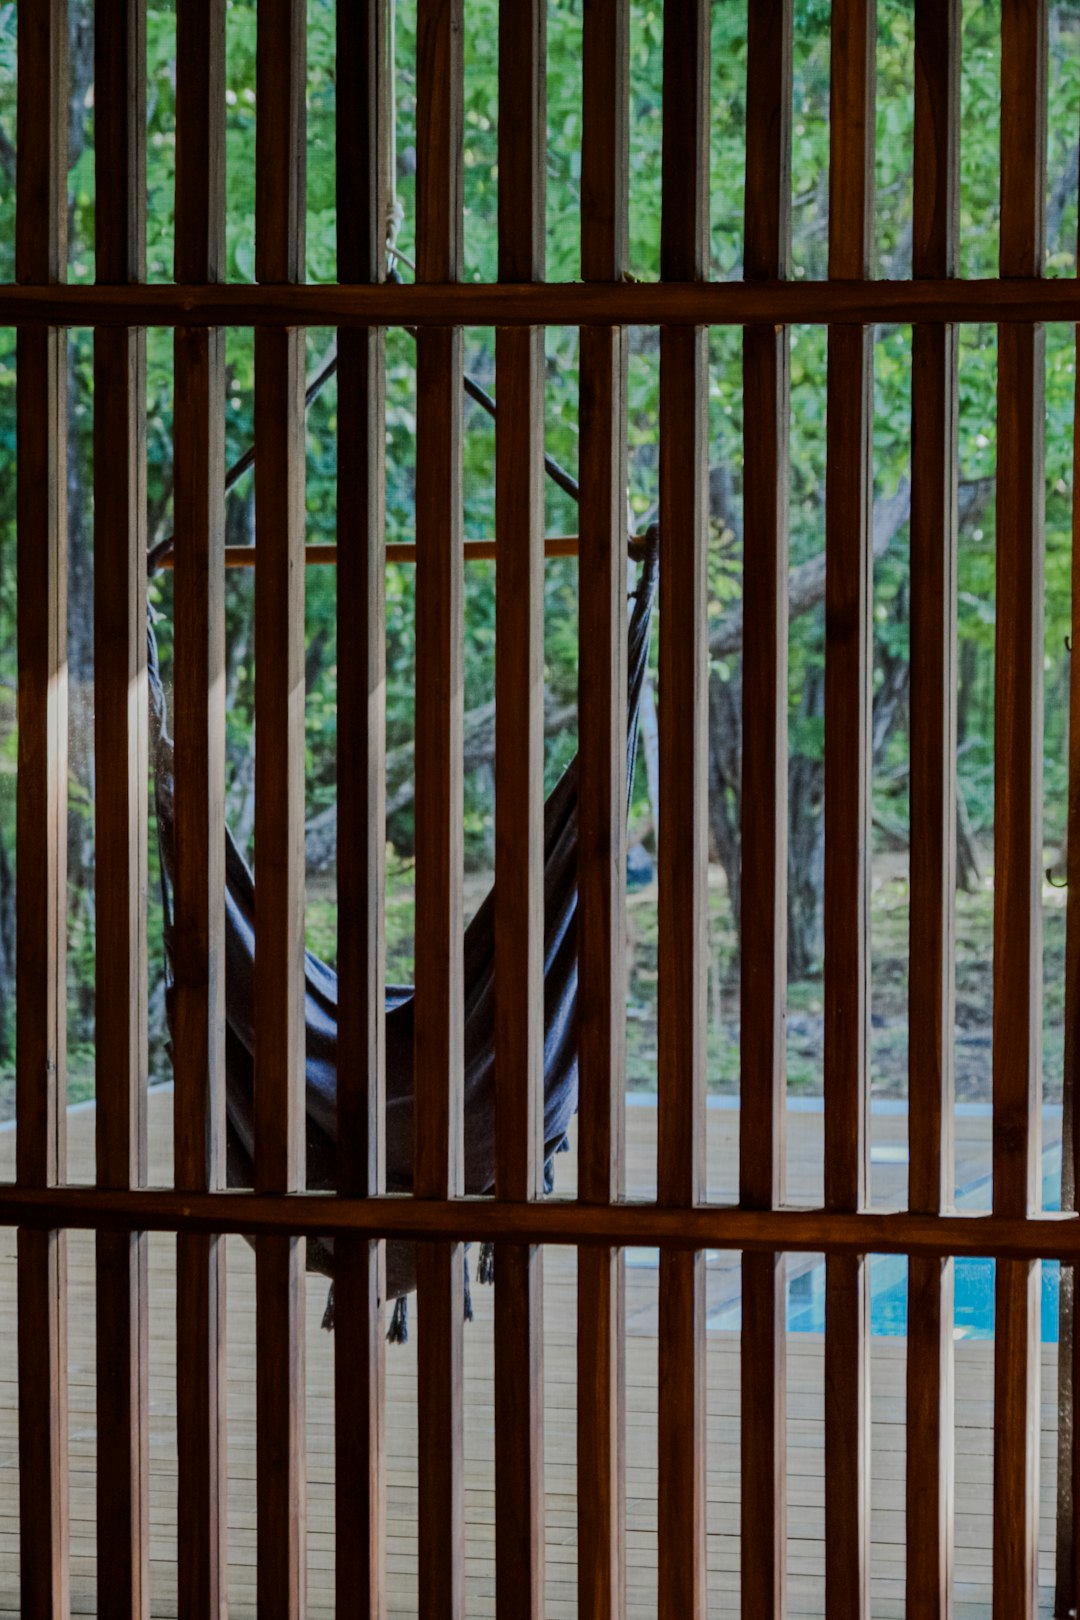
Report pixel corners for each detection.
[1,1185,1080,1257]
[156,536,589,569]
[1,276,1078,328]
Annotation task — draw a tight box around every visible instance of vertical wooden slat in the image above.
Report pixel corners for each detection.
[334,2,387,1615]
[575,7,629,1601]
[93,3,149,1615]
[172,2,227,1615]
[993,5,1047,1614]
[414,4,465,1617]
[15,3,70,1612]
[657,5,709,1618]
[739,3,792,1615]
[1069,180,1080,1614]
[906,3,960,1616]
[254,6,308,1619]
[494,1,546,1614]
[823,3,875,1617]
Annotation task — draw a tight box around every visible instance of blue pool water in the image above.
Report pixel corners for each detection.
[710,1141,1065,1342]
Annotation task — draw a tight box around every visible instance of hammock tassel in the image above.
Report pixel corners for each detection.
[388,1296,409,1345]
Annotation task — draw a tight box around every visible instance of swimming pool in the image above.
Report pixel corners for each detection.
[707,1141,1065,1342]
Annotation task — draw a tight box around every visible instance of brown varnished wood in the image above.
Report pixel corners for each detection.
[7,1185,1080,1258]
[577,7,630,1613]
[416,0,464,286]
[739,7,791,1616]
[999,0,1047,282]
[493,321,544,1204]
[414,8,466,1617]
[1069,208,1080,1620]
[907,6,960,1616]
[256,1234,307,1620]
[174,0,225,286]
[334,4,387,1614]
[252,321,308,1620]
[493,6,547,1607]
[11,275,1080,329]
[252,325,307,1199]
[94,6,151,1591]
[14,328,68,1194]
[992,6,1047,1614]
[657,9,709,1619]
[16,0,67,286]
[94,0,146,286]
[255,0,306,285]
[823,6,875,1614]
[827,0,875,285]
[994,1258,1040,1615]
[824,1252,870,1620]
[413,322,465,1205]
[15,6,70,1608]
[253,8,308,1616]
[173,5,228,1613]
[740,1251,786,1619]
[906,1255,956,1619]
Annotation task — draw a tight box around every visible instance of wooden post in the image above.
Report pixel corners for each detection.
[907,3,960,1616]
[576,6,630,1610]
[254,5,308,1617]
[93,3,150,1614]
[172,4,228,1615]
[15,1,71,1612]
[823,3,875,1616]
[739,4,792,1615]
[657,5,710,1617]
[994,5,1047,1614]
[414,4,466,1617]
[334,3,388,1615]
[494,1,547,1615]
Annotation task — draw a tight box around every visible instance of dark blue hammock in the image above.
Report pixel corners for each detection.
[149,530,657,1310]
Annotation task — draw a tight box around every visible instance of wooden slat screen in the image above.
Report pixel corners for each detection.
[1,1,1068,1616]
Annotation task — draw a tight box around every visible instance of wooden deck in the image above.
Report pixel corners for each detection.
[0,1089,1065,1616]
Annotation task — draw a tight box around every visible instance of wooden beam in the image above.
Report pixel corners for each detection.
[993,4,1047,1614]
[10,275,1080,329]
[15,6,70,1609]
[906,4,960,1616]
[334,3,387,1615]
[739,4,792,1615]
[253,7,308,1618]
